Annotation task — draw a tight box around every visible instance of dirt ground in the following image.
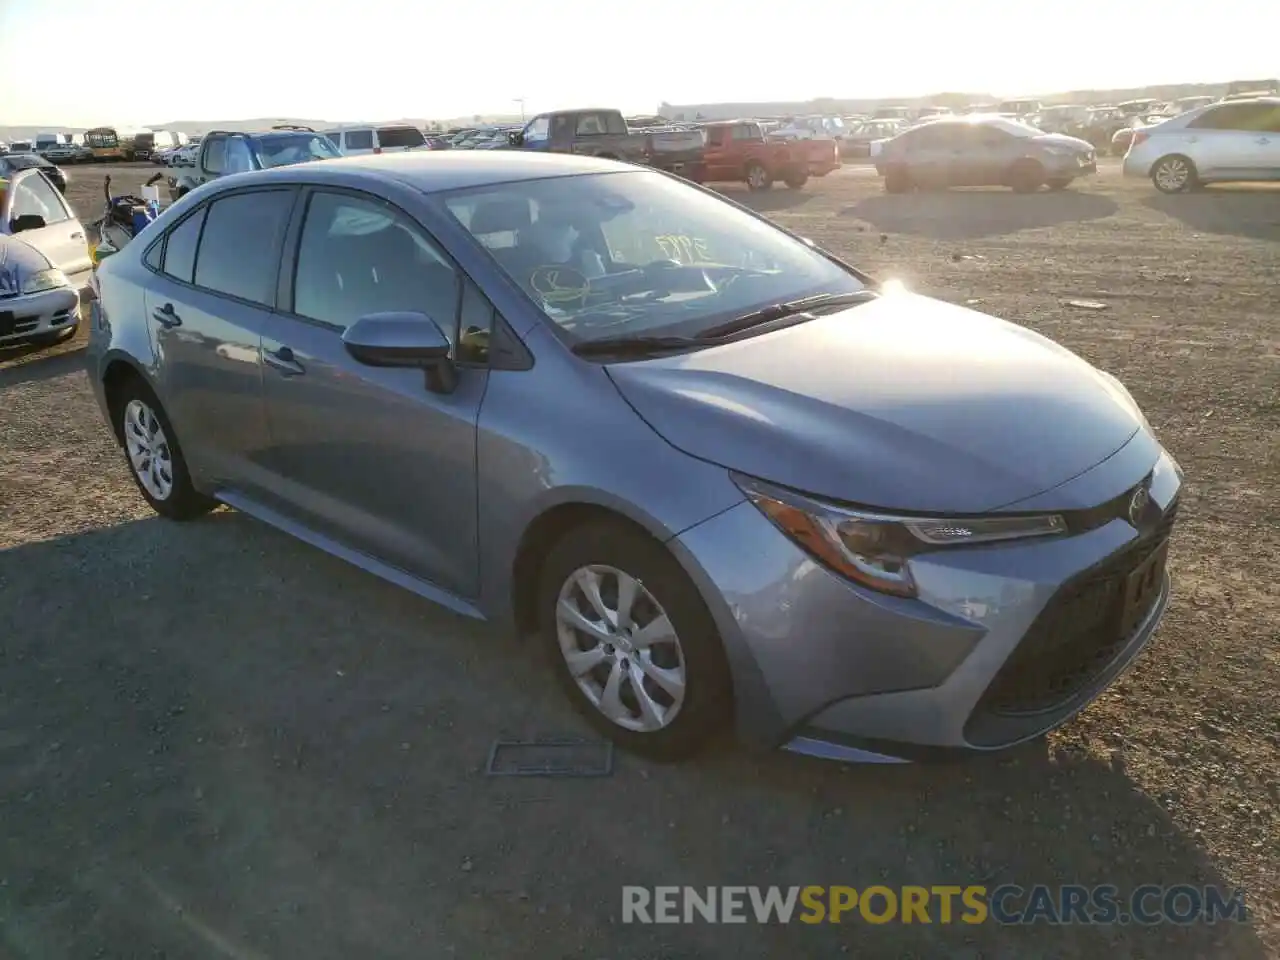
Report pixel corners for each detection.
[1,160,1277,959]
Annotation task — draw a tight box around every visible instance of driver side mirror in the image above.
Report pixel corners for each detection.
[11,214,46,233]
[342,311,457,394]
[508,131,524,146]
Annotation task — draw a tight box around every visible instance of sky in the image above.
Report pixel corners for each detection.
[1,0,1272,127]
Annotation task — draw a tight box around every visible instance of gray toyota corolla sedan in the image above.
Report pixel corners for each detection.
[85,152,1180,764]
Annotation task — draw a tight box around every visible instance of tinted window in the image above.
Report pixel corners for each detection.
[223,136,254,174]
[344,129,374,150]
[575,113,609,136]
[377,126,426,148]
[202,136,226,173]
[456,279,493,365]
[731,124,758,141]
[161,208,205,283]
[293,191,459,333]
[604,112,627,135]
[524,116,550,143]
[705,127,726,146]
[10,173,69,224]
[193,191,292,304]
[1190,103,1268,131]
[143,238,163,271]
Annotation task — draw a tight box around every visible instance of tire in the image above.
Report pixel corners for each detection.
[1046,178,1072,191]
[1150,154,1197,194]
[784,170,809,189]
[745,162,772,191]
[113,378,216,521]
[883,165,911,194]
[1009,159,1044,193]
[537,521,733,762]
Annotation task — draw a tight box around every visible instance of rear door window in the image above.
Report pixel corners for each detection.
[193,190,294,305]
[161,207,206,284]
[344,129,374,150]
[1189,103,1268,131]
[376,126,426,148]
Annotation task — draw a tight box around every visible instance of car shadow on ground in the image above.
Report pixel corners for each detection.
[716,185,816,214]
[0,340,86,388]
[843,189,1120,241]
[1143,188,1280,243]
[0,514,1268,958]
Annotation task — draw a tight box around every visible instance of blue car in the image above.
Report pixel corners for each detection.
[86,152,1181,763]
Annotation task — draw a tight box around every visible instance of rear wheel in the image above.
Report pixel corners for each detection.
[537,522,733,761]
[113,379,216,521]
[1151,155,1197,194]
[1009,159,1044,193]
[745,162,772,191]
[883,165,911,194]
[784,170,809,189]
[1046,178,1072,191]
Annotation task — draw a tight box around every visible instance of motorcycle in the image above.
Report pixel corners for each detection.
[91,173,163,265]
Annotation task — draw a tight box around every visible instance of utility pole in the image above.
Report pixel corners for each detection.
[513,98,526,121]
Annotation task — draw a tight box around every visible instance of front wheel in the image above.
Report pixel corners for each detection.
[1046,178,1072,191]
[1151,155,1197,194]
[784,170,809,189]
[115,380,216,521]
[883,165,911,194]
[745,162,772,191]
[537,522,732,762]
[1009,160,1044,193]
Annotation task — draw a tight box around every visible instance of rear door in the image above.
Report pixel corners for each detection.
[1183,103,1268,177]
[3,169,91,286]
[141,187,296,492]
[257,188,491,597]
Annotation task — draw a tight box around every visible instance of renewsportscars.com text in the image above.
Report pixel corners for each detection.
[621,885,1248,925]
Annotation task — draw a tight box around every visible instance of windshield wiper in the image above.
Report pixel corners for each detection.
[697,290,878,340]
[571,335,705,357]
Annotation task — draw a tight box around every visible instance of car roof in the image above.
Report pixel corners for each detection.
[216,151,633,194]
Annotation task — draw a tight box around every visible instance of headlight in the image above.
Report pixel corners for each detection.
[734,474,1066,598]
[21,268,70,295]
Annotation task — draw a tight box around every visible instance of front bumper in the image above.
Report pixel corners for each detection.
[0,287,81,345]
[671,446,1181,761]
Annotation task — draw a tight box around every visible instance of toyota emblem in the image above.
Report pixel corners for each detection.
[1128,484,1151,526]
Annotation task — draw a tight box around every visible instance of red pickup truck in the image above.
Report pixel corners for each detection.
[699,120,839,190]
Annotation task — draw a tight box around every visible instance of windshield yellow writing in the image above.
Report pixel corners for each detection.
[653,234,712,264]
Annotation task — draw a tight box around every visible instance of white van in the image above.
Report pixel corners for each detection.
[321,124,428,156]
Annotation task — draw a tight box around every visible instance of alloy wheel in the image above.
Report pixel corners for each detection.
[554,564,687,732]
[1154,158,1189,192]
[123,398,174,501]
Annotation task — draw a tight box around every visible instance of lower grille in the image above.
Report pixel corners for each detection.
[979,503,1177,716]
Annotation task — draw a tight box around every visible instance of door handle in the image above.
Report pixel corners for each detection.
[152,302,181,328]
[264,345,305,376]
[70,231,85,240]
[1257,137,1271,144]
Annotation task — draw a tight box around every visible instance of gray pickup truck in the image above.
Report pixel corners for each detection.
[507,108,706,178]
[166,126,342,200]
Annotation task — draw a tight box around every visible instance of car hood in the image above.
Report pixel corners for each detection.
[1033,132,1094,151]
[0,235,54,296]
[605,294,1145,513]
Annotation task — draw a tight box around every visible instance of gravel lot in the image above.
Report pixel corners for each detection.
[2,161,1277,958]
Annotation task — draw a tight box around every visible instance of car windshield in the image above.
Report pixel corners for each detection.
[257,133,342,168]
[440,170,865,345]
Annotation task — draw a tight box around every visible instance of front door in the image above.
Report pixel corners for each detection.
[4,169,92,286]
[258,188,490,598]
[142,187,296,492]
